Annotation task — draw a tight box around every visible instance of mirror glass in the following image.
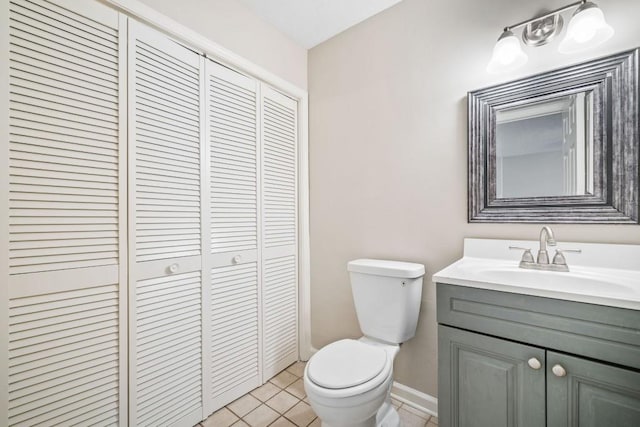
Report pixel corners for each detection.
[495,93,594,199]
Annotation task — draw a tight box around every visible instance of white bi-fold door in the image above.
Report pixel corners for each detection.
[5,0,127,425]
[205,60,261,414]
[261,86,299,380]
[204,60,300,414]
[3,2,300,424]
[128,20,205,427]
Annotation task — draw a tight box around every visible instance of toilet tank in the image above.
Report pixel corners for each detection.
[347,259,425,344]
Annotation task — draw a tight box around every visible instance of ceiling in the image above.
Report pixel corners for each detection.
[238,0,404,49]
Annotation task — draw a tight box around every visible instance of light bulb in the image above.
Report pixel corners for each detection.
[496,37,521,63]
[573,25,596,43]
[487,30,528,74]
[559,2,614,54]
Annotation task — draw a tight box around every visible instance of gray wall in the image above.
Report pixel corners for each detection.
[308,0,640,397]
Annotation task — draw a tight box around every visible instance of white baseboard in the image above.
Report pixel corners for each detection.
[300,346,318,361]
[391,381,438,417]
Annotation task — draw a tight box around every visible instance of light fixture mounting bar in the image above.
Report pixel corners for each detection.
[504,0,586,31]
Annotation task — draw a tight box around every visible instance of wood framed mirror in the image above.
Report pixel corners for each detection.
[468,48,639,223]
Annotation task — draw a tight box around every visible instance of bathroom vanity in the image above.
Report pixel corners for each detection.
[434,238,640,427]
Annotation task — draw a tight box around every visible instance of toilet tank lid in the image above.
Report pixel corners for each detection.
[347,259,425,278]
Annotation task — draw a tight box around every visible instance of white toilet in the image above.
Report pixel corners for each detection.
[304,259,425,427]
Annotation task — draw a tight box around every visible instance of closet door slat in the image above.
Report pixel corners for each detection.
[205,60,261,416]
[6,1,126,426]
[209,62,258,254]
[8,284,120,426]
[8,0,120,275]
[262,89,297,250]
[135,272,202,426]
[261,86,298,379]
[210,262,260,407]
[133,26,201,263]
[129,20,204,427]
[262,254,298,375]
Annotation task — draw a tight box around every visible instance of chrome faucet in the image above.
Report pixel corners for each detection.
[537,226,556,264]
[509,226,581,272]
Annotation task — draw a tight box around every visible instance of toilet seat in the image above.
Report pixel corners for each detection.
[303,338,399,426]
[306,339,392,395]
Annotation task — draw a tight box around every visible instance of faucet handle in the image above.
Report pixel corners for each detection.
[509,246,535,263]
[552,249,582,265]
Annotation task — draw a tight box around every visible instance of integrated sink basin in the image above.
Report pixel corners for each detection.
[433,238,640,310]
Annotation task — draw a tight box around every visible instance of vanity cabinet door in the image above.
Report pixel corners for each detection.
[438,325,546,427]
[547,352,640,427]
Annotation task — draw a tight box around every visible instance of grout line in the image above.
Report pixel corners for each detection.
[207,362,309,426]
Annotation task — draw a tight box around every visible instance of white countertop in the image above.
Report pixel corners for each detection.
[433,238,640,310]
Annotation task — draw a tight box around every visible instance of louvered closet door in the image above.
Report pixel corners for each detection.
[129,20,204,427]
[5,0,127,425]
[205,60,261,415]
[261,85,299,379]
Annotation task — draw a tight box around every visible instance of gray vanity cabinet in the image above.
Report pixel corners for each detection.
[437,283,640,427]
[438,325,545,427]
[547,352,640,427]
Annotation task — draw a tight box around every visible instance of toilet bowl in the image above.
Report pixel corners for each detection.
[304,338,399,427]
[304,259,425,427]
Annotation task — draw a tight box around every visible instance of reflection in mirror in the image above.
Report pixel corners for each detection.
[495,93,593,198]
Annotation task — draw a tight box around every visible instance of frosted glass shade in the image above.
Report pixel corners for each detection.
[559,3,614,54]
[487,31,528,74]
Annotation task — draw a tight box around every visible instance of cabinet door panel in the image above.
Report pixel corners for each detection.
[547,351,640,427]
[438,325,545,427]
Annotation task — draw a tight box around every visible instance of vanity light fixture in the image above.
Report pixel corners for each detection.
[487,0,614,74]
[558,1,614,53]
[486,30,529,74]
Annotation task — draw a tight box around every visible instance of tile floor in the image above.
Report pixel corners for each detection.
[199,361,439,427]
